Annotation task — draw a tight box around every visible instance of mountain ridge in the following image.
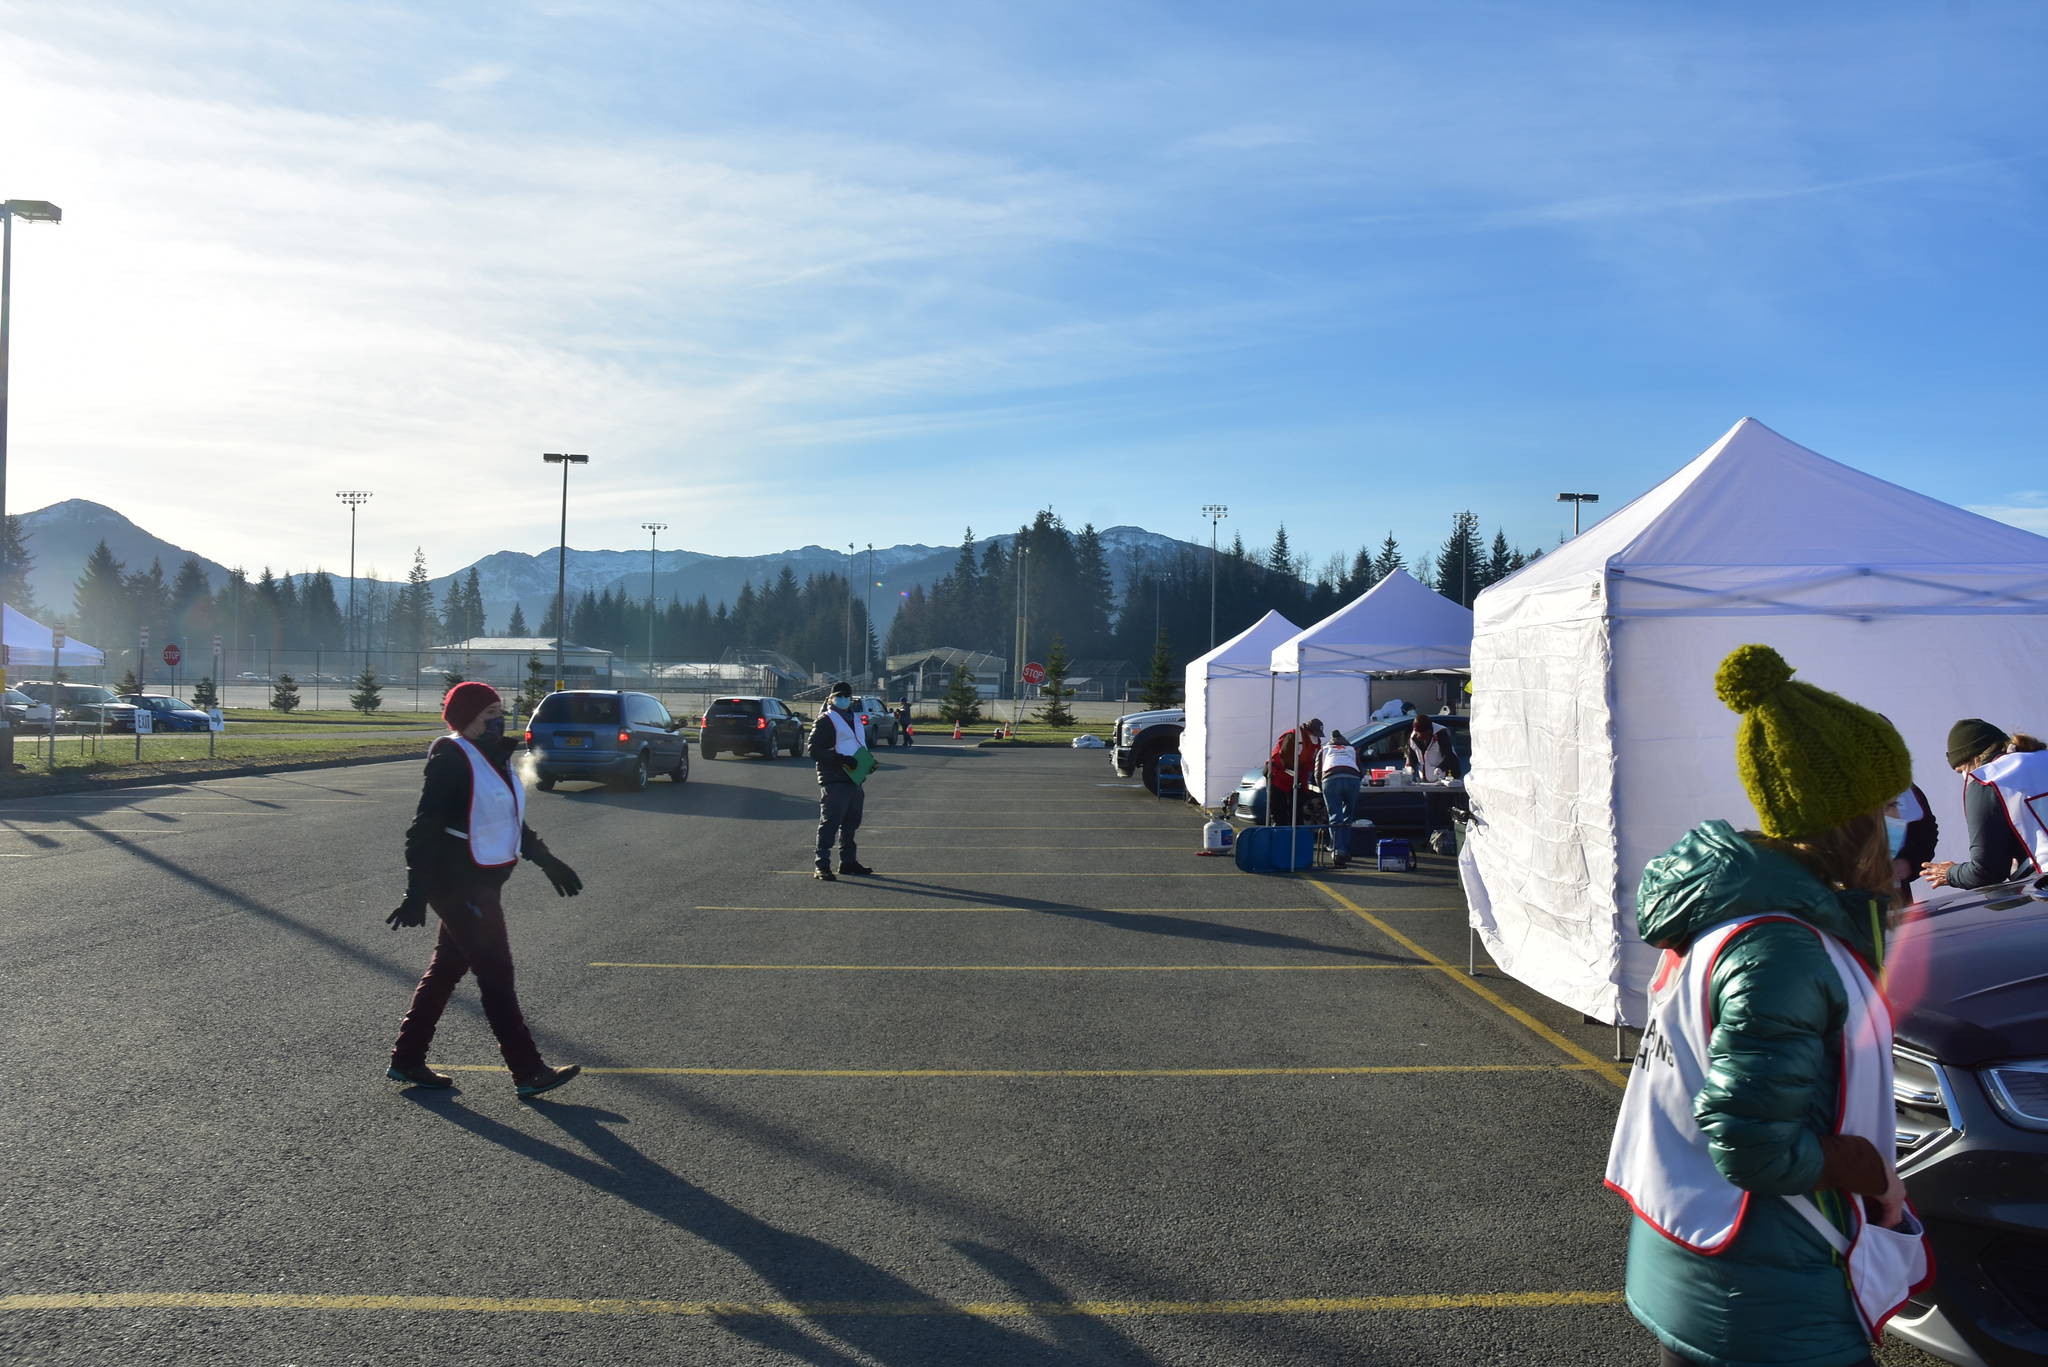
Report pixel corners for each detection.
[12,500,1199,636]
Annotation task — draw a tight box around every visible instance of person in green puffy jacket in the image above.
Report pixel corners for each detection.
[1621,645,1911,1367]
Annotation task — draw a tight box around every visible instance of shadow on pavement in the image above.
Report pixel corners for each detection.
[843,877,1410,962]
[548,779,817,822]
[407,1095,1162,1367]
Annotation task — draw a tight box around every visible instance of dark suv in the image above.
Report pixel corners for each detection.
[17,681,139,733]
[526,690,688,791]
[1886,873,2048,1366]
[700,696,805,760]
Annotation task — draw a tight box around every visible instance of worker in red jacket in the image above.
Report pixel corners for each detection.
[1267,717,1323,825]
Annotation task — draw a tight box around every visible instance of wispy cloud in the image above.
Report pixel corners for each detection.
[1969,495,2048,535]
[435,61,512,93]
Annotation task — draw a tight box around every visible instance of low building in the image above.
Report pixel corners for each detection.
[884,647,1007,701]
[428,637,613,688]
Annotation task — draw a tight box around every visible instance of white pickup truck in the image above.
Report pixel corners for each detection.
[1109,707,1185,794]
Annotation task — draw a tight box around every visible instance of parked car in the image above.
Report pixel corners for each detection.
[1224,714,1472,825]
[3,687,55,726]
[1108,706,1186,793]
[15,681,140,733]
[525,689,688,791]
[699,695,806,760]
[118,694,214,732]
[1883,873,2048,1366]
[857,696,900,747]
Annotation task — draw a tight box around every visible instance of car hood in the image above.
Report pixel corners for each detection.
[1888,877,2048,1067]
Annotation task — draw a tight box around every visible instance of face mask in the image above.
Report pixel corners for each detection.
[1884,816,1908,858]
[479,717,506,742]
[833,695,854,711]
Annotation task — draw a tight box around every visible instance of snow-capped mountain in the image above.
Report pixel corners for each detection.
[11,502,1203,635]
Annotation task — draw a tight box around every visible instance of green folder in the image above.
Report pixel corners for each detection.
[848,746,878,785]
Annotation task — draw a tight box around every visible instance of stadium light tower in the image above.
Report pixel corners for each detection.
[641,521,667,672]
[543,453,589,689]
[335,491,373,658]
[1201,504,1229,649]
[1,198,63,619]
[1557,491,1600,537]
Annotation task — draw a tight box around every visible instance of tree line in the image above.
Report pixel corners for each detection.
[886,509,1539,686]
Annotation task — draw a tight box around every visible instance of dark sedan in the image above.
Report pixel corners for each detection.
[1225,714,1471,825]
[1886,873,2048,1366]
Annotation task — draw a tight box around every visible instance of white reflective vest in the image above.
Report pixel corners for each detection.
[826,708,862,757]
[1605,916,1930,1342]
[1407,724,1454,781]
[1317,743,1360,781]
[439,735,525,868]
[1969,749,2048,877]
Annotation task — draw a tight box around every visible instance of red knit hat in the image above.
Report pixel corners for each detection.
[443,681,501,732]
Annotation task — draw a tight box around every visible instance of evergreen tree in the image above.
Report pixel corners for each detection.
[517,655,548,717]
[1343,546,1376,597]
[0,514,39,616]
[191,676,219,709]
[394,548,434,651]
[438,577,466,644]
[117,668,141,694]
[72,540,128,647]
[348,666,384,714]
[1433,512,1485,607]
[1140,629,1180,710]
[1265,526,1296,580]
[506,603,530,636]
[1034,635,1076,727]
[1371,533,1404,584]
[1484,530,1515,592]
[302,571,343,650]
[460,568,486,643]
[937,664,982,725]
[1072,523,1115,657]
[271,674,301,713]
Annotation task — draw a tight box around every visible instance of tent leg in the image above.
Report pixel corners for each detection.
[1467,926,1476,976]
[1614,1024,1632,1064]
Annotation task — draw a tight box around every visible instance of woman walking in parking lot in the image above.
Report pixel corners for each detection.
[1606,645,1927,1367]
[384,682,586,1099]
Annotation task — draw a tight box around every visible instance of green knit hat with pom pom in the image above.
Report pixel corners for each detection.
[1715,643,1909,841]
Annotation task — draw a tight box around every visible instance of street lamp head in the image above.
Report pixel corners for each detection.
[543,452,589,465]
[641,522,667,532]
[2,200,62,223]
[1201,504,1228,520]
[335,490,373,506]
[1556,492,1600,503]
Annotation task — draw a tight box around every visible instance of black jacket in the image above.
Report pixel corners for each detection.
[809,710,861,786]
[404,736,550,895]
[1948,777,2028,890]
[1896,782,1939,869]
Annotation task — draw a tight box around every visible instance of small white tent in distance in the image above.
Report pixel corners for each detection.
[1460,418,2048,1027]
[1181,609,1298,809]
[2,604,107,669]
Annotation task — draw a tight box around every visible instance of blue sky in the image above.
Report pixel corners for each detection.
[3,1,2043,582]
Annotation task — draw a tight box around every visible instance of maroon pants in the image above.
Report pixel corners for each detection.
[390,883,543,1078]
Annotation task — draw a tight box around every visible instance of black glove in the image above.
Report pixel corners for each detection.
[534,852,583,898]
[386,894,428,930]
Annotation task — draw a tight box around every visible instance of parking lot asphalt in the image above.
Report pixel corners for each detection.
[0,740,1945,1366]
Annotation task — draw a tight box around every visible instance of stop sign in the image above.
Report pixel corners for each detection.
[162,644,183,668]
[1021,661,1047,685]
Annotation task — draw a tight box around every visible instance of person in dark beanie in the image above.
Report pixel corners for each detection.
[1922,718,2048,891]
[809,681,873,881]
[385,681,584,1098]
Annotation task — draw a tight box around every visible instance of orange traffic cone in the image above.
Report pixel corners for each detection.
[951,719,963,740]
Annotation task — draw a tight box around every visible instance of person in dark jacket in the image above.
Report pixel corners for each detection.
[1921,718,2044,891]
[809,681,873,881]
[1887,784,1937,906]
[385,682,584,1099]
[1613,644,1913,1367]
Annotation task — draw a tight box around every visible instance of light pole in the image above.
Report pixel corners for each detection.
[1557,491,1601,537]
[1013,542,1030,698]
[843,543,855,682]
[335,491,372,660]
[1201,504,1228,649]
[543,453,588,690]
[864,542,874,683]
[1,198,62,622]
[641,521,666,678]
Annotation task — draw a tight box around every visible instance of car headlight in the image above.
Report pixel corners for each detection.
[1983,1060,2048,1131]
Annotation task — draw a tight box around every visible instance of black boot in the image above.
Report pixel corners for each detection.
[839,860,874,876]
[813,863,837,881]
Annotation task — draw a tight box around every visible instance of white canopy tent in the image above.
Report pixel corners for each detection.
[1269,569,1474,677]
[2,604,106,670]
[1180,610,1299,809]
[1460,417,2048,1027]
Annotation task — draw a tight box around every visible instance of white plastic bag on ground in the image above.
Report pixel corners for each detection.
[1071,734,1107,748]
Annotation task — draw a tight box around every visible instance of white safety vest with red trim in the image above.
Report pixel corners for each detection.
[1605,916,1931,1342]
[1968,749,2048,876]
[438,735,524,868]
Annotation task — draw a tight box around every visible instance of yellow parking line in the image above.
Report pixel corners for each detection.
[0,1289,1624,1318]
[438,1063,1602,1079]
[689,906,1328,913]
[772,871,1232,877]
[1308,879,1630,1088]
[590,962,1432,972]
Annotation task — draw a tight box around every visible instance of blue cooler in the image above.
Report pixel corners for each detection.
[1376,838,1413,872]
